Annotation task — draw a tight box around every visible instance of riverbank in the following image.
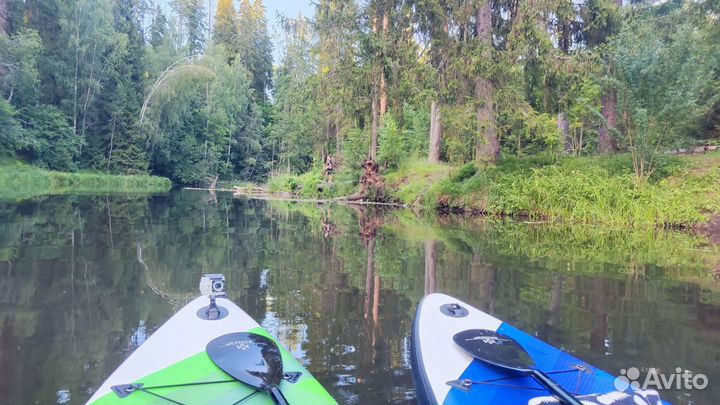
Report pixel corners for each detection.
[0,161,172,200]
[266,152,720,228]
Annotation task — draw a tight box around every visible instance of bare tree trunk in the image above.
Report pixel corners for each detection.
[335,107,342,156]
[558,112,571,152]
[106,117,116,171]
[429,101,442,163]
[73,5,81,135]
[475,1,499,163]
[369,15,380,160]
[424,240,438,294]
[380,70,387,117]
[475,78,499,162]
[325,117,332,158]
[379,11,389,117]
[370,90,379,160]
[598,92,618,154]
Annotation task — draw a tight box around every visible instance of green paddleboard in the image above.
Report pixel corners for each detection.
[86,295,336,405]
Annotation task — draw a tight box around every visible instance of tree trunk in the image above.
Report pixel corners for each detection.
[424,240,438,294]
[379,11,389,116]
[335,107,342,157]
[369,13,380,160]
[558,112,571,152]
[598,91,618,154]
[380,70,387,117]
[475,1,499,163]
[597,0,623,154]
[370,90,379,160]
[429,101,442,163]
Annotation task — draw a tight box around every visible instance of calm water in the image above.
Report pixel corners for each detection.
[1,191,719,405]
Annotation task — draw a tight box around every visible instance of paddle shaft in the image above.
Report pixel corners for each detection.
[269,386,289,405]
[530,369,583,405]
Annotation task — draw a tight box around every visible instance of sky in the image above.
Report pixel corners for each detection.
[157,1,315,61]
[262,0,315,61]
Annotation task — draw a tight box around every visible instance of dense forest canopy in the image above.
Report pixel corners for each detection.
[0,0,718,186]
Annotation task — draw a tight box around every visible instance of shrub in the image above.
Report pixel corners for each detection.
[450,162,477,182]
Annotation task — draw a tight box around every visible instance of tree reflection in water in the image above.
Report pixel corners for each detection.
[0,190,719,405]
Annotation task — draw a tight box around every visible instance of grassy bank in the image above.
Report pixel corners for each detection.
[387,153,720,227]
[0,161,172,200]
[267,152,720,227]
[267,166,360,199]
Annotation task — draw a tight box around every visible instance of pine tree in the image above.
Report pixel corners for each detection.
[213,0,238,50]
[172,0,206,55]
[149,6,168,48]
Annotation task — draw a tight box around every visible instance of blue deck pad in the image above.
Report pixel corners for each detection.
[444,323,619,405]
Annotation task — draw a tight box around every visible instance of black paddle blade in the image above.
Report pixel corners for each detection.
[207,332,284,390]
[453,329,535,372]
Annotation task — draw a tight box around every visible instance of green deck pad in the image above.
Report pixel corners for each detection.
[91,327,336,405]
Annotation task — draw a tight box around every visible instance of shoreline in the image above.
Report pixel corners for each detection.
[259,153,720,231]
[0,161,172,200]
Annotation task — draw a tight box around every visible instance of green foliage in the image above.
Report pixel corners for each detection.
[144,50,260,185]
[235,0,273,99]
[377,114,404,168]
[171,0,206,55]
[341,127,370,171]
[267,164,359,199]
[213,0,238,50]
[19,105,81,171]
[450,162,476,182]
[149,6,168,48]
[269,16,322,174]
[441,104,476,164]
[388,153,720,226]
[0,160,171,201]
[609,3,720,145]
[0,99,22,155]
[0,29,43,107]
[504,110,561,156]
[2,0,720,212]
[401,103,430,158]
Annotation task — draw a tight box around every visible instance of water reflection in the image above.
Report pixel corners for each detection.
[0,191,719,405]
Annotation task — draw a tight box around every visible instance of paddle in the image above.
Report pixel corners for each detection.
[453,329,583,405]
[207,332,290,405]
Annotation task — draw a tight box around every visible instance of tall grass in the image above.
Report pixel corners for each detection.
[0,161,172,200]
[389,154,720,227]
[267,166,360,199]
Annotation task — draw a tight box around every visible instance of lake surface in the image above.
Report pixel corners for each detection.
[1,191,719,405]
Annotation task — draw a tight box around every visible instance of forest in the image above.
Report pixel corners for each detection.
[1,1,719,210]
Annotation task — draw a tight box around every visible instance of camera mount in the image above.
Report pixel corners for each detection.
[197,274,228,320]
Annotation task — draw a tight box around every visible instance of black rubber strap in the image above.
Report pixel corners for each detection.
[232,390,260,405]
[122,380,261,405]
[461,367,586,387]
[135,387,185,405]
[139,380,236,390]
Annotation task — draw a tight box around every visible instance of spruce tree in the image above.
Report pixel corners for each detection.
[213,0,238,50]
[102,0,148,174]
[236,0,273,100]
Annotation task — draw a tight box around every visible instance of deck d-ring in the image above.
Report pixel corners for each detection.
[440,303,468,318]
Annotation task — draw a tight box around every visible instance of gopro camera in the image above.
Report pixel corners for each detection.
[199,274,226,297]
